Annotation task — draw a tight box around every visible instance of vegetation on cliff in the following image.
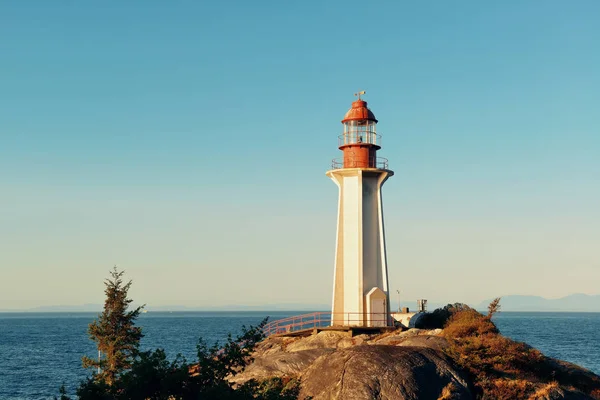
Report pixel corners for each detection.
[442,299,600,399]
[71,319,299,399]
[234,300,600,399]
[58,268,299,400]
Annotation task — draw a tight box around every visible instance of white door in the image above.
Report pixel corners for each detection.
[371,298,386,327]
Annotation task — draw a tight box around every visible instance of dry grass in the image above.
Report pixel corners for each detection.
[442,304,600,399]
[437,382,458,400]
[487,379,532,400]
[528,381,559,399]
[487,297,501,319]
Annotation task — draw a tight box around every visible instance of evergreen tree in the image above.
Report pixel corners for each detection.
[59,269,299,399]
[74,318,301,400]
[82,266,144,386]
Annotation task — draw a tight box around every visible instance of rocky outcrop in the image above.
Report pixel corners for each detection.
[299,345,471,400]
[233,348,334,384]
[371,329,446,349]
[234,327,600,399]
[284,331,351,352]
[387,334,449,351]
[234,329,473,399]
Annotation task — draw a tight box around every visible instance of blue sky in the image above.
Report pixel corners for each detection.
[1,1,599,309]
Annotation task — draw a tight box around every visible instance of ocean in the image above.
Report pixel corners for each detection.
[0,311,599,399]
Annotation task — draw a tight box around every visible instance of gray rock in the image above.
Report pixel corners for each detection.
[299,345,473,400]
[231,348,334,384]
[285,331,349,352]
[393,335,450,351]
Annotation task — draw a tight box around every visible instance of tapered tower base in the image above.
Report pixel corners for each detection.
[327,167,393,327]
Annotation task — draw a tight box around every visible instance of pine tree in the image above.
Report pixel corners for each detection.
[82,266,144,386]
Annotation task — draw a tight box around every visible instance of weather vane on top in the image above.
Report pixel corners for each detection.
[354,90,366,100]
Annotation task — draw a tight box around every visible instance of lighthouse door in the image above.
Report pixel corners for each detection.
[366,287,388,327]
[371,298,386,327]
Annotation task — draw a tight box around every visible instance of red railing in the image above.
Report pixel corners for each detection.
[263,312,391,337]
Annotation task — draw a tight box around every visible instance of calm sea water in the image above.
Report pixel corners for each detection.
[0,311,598,399]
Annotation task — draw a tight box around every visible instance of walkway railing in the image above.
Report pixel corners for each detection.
[263,312,391,337]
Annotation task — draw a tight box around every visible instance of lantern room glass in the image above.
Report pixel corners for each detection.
[341,120,378,146]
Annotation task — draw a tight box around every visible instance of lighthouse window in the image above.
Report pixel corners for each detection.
[341,120,378,146]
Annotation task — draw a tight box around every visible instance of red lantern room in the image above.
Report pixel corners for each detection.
[333,91,388,169]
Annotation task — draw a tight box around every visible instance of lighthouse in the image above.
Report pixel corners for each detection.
[327,92,393,327]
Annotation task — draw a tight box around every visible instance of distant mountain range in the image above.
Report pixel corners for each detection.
[0,303,104,312]
[476,294,600,312]
[3,295,600,313]
[0,303,331,313]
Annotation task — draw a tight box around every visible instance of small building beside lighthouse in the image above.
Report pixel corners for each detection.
[327,92,393,327]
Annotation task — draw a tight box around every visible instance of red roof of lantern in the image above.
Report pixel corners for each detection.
[341,100,378,123]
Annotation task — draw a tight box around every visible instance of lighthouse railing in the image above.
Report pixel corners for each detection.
[263,312,392,337]
[338,132,382,147]
[331,157,389,170]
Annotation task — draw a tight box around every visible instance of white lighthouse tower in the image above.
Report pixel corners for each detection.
[327,92,393,327]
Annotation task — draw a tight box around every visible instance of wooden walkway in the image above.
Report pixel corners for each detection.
[263,311,394,337]
[271,325,395,338]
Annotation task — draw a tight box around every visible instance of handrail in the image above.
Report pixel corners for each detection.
[331,157,389,170]
[338,132,382,147]
[263,311,392,337]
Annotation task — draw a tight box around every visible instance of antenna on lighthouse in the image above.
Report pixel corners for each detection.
[354,90,366,100]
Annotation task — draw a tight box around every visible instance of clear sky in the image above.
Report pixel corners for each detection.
[1,1,599,310]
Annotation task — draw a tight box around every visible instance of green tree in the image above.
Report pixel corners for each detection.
[73,318,300,400]
[59,269,299,399]
[82,266,144,386]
